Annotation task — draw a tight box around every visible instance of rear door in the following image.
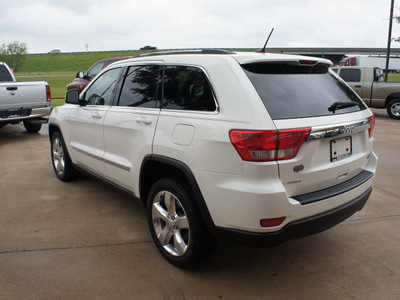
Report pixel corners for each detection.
[242,62,373,197]
[338,68,372,102]
[102,64,162,192]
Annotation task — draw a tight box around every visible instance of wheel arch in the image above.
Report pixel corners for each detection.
[48,122,62,141]
[385,94,400,107]
[139,155,215,228]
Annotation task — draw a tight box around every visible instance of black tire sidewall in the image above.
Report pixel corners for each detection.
[146,178,215,267]
[387,99,400,119]
[50,132,79,181]
[23,121,42,133]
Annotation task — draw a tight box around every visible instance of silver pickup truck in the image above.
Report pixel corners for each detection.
[0,62,52,132]
[332,66,400,119]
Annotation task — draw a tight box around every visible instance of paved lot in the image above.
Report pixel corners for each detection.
[0,109,399,299]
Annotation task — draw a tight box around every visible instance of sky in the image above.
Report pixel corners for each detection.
[0,0,399,54]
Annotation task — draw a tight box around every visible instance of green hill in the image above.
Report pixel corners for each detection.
[17,50,143,75]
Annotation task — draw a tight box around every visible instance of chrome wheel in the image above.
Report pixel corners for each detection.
[151,191,190,257]
[52,137,65,176]
[390,102,400,117]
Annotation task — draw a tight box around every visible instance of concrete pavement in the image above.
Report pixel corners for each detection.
[0,109,399,299]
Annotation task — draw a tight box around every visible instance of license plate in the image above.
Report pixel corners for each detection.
[331,137,352,162]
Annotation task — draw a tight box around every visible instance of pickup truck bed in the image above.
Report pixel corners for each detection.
[0,62,52,132]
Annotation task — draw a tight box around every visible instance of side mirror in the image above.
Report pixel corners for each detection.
[65,89,82,105]
[76,71,85,79]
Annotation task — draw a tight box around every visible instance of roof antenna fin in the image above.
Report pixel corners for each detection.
[257,28,274,53]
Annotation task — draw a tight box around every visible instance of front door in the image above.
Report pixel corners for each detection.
[68,67,122,177]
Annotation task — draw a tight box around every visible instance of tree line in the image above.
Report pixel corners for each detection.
[0,41,28,72]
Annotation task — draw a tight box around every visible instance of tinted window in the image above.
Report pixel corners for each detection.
[243,63,367,120]
[0,64,13,81]
[86,62,106,78]
[163,66,216,111]
[118,65,161,108]
[340,69,361,82]
[84,68,121,106]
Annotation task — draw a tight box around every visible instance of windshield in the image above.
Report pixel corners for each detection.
[242,63,367,120]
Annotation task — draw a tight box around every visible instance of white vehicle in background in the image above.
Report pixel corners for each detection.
[339,55,400,71]
[0,62,52,132]
[49,50,377,267]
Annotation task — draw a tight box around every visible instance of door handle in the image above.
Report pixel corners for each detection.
[6,86,18,91]
[355,85,362,88]
[92,112,102,119]
[136,117,152,125]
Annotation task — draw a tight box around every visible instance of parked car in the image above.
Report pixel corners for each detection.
[0,62,51,132]
[67,57,130,93]
[49,50,377,267]
[140,45,157,51]
[48,49,61,54]
[332,66,400,119]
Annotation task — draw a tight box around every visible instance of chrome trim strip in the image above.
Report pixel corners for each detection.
[308,120,369,141]
[71,146,131,171]
[103,157,131,171]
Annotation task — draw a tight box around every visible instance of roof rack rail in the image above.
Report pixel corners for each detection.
[132,49,234,58]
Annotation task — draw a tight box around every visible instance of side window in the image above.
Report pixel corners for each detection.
[340,69,361,82]
[118,65,161,108]
[0,64,13,81]
[86,61,105,78]
[84,68,121,106]
[374,68,384,82]
[163,66,216,111]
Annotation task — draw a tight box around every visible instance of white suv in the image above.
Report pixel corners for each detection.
[49,50,377,267]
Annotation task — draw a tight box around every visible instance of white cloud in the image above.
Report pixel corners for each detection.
[0,0,398,53]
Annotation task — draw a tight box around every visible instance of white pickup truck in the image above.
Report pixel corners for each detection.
[332,66,400,119]
[0,62,52,132]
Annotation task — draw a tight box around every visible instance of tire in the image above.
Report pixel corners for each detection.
[50,131,80,181]
[387,98,400,119]
[23,121,42,133]
[147,178,216,267]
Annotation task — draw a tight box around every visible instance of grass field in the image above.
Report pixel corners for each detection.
[13,50,400,107]
[17,51,143,75]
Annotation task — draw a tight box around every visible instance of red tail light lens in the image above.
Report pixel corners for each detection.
[46,85,51,103]
[229,128,310,162]
[367,115,375,138]
[260,217,286,227]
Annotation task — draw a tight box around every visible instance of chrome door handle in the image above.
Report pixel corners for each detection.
[92,112,102,119]
[136,117,152,125]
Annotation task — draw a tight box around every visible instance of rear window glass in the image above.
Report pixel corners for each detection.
[339,69,361,82]
[163,66,217,111]
[242,63,367,120]
[0,64,13,81]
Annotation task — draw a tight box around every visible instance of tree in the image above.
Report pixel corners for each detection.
[0,41,28,72]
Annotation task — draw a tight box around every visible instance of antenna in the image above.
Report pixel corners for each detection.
[257,28,274,53]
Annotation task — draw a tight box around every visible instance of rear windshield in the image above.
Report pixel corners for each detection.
[242,63,367,120]
[0,64,13,81]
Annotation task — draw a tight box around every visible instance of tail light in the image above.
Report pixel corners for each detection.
[229,128,311,162]
[367,115,375,138]
[46,85,51,103]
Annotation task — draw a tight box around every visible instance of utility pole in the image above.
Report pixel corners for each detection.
[385,0,395,82]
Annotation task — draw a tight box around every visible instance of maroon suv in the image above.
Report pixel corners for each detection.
[67,57,130,93]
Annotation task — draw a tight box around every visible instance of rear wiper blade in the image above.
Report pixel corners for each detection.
[328,101,357,113]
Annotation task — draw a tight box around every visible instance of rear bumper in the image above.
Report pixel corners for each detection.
[212,187,372,247]
[0,107,52,123]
